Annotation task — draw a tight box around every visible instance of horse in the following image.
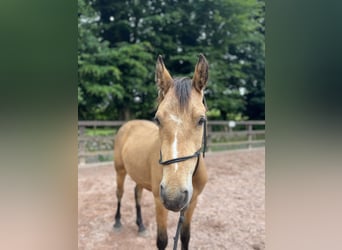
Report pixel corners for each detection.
[113,54,209,250]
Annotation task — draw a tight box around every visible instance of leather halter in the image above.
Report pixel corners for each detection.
[158,119,207,176]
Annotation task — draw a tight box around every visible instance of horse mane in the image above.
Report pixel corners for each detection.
[173,77,192,111]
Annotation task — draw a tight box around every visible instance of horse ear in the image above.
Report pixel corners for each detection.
[155,55,173,102]
[192,54,209,92]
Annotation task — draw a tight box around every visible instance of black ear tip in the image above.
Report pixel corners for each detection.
[158,54,163,62]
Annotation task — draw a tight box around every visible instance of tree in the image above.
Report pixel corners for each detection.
[78,0,123,119]
[78,0,156,120]
[243,0,265,120]
[79,0,265,120]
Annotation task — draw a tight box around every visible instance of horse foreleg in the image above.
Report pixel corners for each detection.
[180,197,198,250]
[134,184,146,233]
[154,198,168,250]
[113,168,126,229]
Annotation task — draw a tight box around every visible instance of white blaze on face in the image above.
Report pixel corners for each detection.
[169,114,183,172]
[170,114,182,125]
[172,130,178,171]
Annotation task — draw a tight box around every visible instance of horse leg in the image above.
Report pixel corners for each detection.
[134,184,146,233]
[113,168,126,229]
[180,197,198,250]
[154,198,168,250]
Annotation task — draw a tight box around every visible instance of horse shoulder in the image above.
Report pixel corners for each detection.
[117,120,160,192]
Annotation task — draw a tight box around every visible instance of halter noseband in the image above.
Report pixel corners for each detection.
[158,119,207,175]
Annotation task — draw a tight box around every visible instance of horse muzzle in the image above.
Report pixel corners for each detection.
[159,184,190,212]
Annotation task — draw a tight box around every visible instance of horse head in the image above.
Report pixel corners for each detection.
[154,54,209,211]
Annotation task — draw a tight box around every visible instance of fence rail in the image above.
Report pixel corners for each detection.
[78,120,265,167]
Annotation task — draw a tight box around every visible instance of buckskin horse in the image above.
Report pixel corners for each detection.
[113,54,208,250]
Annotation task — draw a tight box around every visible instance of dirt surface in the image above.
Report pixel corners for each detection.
[78,148,265,250]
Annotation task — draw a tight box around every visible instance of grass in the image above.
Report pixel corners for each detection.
[85,128,116,136]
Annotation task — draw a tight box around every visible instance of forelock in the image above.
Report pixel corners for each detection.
[173,77,192,110]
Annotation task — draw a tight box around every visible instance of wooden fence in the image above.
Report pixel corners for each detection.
[78,120,265,167]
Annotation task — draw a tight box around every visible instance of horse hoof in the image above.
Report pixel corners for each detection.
[138,228,148,237]
[113,222,122,232]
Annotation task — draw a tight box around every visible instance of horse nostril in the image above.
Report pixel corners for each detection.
[182,190,189,203]
[160,184,165,197]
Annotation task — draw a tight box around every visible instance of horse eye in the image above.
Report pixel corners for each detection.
[198,117,206,126]
[154,117,161,126]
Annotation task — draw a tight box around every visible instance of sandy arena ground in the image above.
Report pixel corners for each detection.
[78,148,265,250]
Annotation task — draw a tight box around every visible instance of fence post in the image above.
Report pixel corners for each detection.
[247,124,252,149]
[79,126,86,167]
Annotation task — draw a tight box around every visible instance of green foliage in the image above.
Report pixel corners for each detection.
[85,128,116,136]
[78,0,265,120]
[78,0,155,120]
